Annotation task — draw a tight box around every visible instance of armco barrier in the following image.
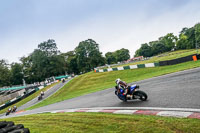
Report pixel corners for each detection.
[95,63,159,72]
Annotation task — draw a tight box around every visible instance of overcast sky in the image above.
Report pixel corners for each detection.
[1,0,200,63]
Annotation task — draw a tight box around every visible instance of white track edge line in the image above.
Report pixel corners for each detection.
[66,107,200,112]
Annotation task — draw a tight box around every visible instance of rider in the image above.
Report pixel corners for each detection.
[41,91,44,96]
[13,106,17,112]
[8,107,12,112]
[115,78,130,98]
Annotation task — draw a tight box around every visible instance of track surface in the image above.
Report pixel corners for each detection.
[17,81,69,111]
[2,67,200,118]
[0,80,69,117]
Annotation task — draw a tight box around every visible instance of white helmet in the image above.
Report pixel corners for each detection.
[115,78,121,84]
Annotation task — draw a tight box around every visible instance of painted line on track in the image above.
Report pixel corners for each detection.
[12,107,200,120]
[44,108,200,119]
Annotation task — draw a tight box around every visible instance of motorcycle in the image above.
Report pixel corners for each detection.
[115,84,148,102]
[6,109,12,116]
[12,106,17,113]
[38,95,43,101]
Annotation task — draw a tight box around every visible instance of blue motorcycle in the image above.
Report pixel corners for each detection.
[115,84,148,102]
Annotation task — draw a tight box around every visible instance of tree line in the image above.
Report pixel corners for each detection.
[1,23,199,87]
[135,23,200,57]
[0,39,130,87]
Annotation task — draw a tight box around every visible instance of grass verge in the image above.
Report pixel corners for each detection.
[1,112,200,133]
[111,49,199,68]
[28,60,200,110]
[0,82,59,114]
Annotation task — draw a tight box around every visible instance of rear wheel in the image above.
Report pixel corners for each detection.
[134,90,147,101]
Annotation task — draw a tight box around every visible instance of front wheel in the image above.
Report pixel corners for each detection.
[6,112,10,116]
[134,90,148,101]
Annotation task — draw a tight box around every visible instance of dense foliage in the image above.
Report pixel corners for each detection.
[135,23,200,57]
[0,39,130,87]
[75,39,105,73]
[105,48,130,64]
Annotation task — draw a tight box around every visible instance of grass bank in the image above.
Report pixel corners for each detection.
[0,82,59,114]
[28,60,200,110]
[1,112,200,133]
[113,49,199,68]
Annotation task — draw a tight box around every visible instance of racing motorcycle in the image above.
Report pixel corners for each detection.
[12,106,17,113]
[6,109,12,116]
[38,95,43,101]
[115,84,148,102]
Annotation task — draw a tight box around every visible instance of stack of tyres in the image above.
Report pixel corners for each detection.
[0,121,30,133]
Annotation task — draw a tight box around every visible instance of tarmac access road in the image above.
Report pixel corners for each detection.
[1,67,200,118]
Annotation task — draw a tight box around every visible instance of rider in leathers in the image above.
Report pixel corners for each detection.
[115,78,129,98]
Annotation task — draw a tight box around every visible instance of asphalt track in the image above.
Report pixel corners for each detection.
[0,80,70,117]
[17,81,70,111]
[1,67,200,118]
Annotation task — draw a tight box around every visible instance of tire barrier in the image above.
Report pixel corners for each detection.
[0,121,30,133]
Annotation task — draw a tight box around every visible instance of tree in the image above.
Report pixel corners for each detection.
[176,26,195,50]
[48,55,66,76]
[159,33,177,51]
[0,60,11,87]
[194,23,200,49]
[61,51,76,74]
[176,34,188,49]
[75,39,105,73]
[185,27,196,49]
[69,57,79,74]
[135,43,152,57]
[10,63,23,85]
[38,39,60,56]
[20,56,34,83]
[20,39,66,83]
[134,23,200,57]
[30,49,48,82]
[114,48,130,62]
[105,52,117,64]
[151,41,167,55]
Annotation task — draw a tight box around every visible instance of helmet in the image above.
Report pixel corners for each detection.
[115,78,121,84]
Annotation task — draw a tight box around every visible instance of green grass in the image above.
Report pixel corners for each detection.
[109,49,199,68]
[28,60,200,110]
[1,112,200,133]
[0,82,59,114]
